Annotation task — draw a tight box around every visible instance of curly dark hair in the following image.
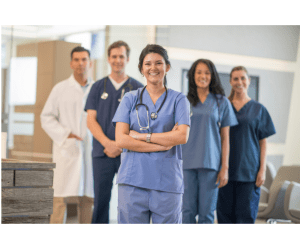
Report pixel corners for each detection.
[138,44,171,86]
[187,59,225,106]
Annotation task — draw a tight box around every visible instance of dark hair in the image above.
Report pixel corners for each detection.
[108,40,130,58]
[71,46,90,59]
[228,66,249,102]
[138,44,171,86]
[187,59,225,106]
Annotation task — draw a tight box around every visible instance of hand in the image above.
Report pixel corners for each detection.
[103,140,122,158]
[256,169,266,187]
[216,167,228,188]
[68,133,83,141]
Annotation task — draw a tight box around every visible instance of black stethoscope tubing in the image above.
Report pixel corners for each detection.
[101,76,132,101]
[135,85,168,121]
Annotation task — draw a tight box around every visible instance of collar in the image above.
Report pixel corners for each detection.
[69,74,93,90]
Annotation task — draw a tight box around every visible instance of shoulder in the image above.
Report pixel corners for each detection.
[251,99,263,107]
[123,87,142,102]
[167,89,189,107]
[88,78,106,94]
[214,94,231,107]
[129,77,144,88]
[168,88,186,100]
[52,78,70,93]
[215,93,226,101]
[92,77,106,87]
[252,100,271,117]
[249,100,265,112]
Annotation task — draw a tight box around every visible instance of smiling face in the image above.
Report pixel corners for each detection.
[194,62,211,91]
[108,46,129,74]
[70,51,91,76]
[141,53,170,86]
[230,70,250,95]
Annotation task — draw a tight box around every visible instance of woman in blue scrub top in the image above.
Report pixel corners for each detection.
[112,44,191,224]
[182,59,238,224]
[217,66,276,224]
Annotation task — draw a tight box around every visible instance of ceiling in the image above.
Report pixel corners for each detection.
[1,25,106,42]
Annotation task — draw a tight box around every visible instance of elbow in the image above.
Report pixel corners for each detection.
[173,132,189,146]
[182,130,190,145]
[181,136,188,145]
[86,118,92,131]
[182,137,188,145]
[40,116,46,130]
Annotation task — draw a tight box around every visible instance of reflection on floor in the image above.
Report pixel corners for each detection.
[65,204,293,224]
[66,216,293,224]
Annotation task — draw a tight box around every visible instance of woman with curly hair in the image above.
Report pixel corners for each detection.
[182,59,238,224]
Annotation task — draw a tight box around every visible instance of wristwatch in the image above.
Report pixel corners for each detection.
[146,132,152,143]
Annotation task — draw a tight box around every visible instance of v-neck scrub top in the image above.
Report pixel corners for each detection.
[85,77,143,157]
[182,94,238,171]
[112,87,191,194]
[229,100,276,182]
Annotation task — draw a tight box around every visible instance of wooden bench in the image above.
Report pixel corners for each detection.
[1,158,55,224]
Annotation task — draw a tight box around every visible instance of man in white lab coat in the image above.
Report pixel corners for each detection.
[41,46,94,224]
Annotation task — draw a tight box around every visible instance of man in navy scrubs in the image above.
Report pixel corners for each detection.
[85,41,143,223]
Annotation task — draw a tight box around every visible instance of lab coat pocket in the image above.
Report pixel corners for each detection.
[60,138,80,158]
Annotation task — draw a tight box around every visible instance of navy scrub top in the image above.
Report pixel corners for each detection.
[229,100,276,182]
[84,77,143,158]
[182,93,238,171]
[112,88,191,194]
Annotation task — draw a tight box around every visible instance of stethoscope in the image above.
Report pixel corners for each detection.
[101,77,133,102]
[190,94,221,130]
[135,85,168,130]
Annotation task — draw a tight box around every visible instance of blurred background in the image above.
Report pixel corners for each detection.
[1,25,300,223]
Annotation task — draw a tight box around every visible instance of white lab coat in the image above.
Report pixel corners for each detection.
[41,74,94,198]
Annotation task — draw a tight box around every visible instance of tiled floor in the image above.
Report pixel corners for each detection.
[64,202,294,224]
[65,214,293,224]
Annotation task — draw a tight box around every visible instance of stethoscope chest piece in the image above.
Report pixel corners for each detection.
[151,112,158,120]
[101,92,108,100]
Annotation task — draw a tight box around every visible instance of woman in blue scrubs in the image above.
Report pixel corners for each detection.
[112,44,191,224]
[217,66,276,224]
[182,59,238,224]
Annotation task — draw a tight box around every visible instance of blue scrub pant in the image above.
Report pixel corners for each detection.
[118,184,183,224]
[217,181,260,224]
[92,156,120,224]
[182,168,218,224]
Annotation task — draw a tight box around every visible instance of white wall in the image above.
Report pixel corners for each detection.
[284,33,300,165]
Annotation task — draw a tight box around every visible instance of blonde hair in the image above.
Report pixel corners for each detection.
[228,66,249,102]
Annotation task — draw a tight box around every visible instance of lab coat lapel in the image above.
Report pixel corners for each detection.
[69,74,85,93]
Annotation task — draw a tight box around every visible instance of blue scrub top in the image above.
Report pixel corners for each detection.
[182,93,238,171]
[229,100,276,182]
[112,87,191,194]
[84,77,143,157]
